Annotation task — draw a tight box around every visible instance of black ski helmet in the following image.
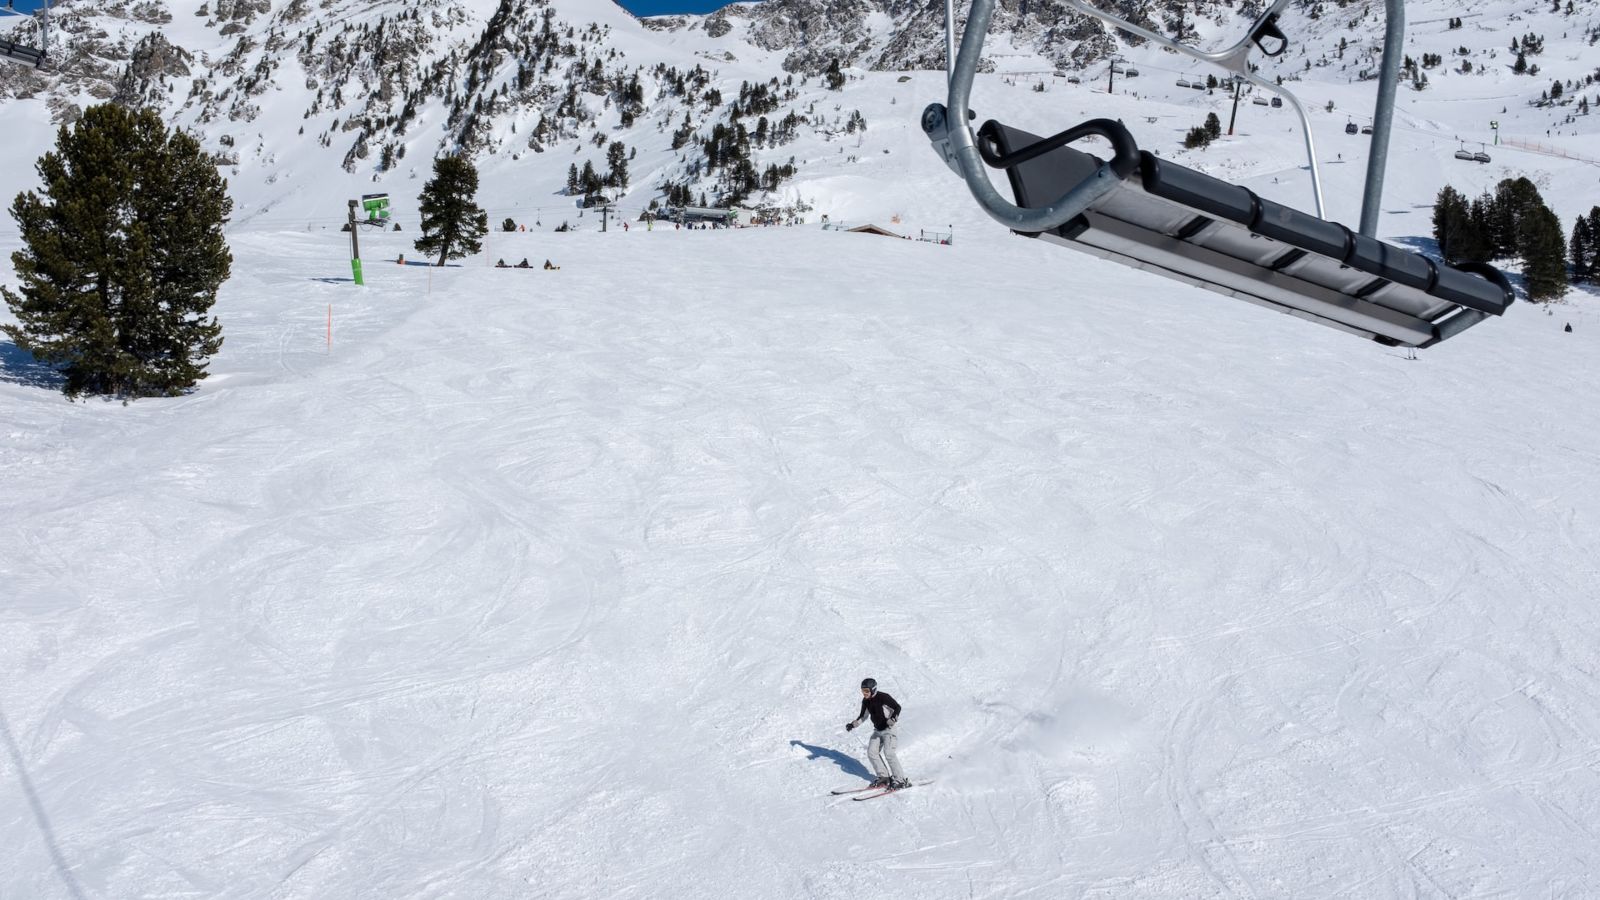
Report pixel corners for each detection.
[860,678,877,693]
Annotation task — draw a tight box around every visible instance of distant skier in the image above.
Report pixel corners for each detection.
[845,678,909,789]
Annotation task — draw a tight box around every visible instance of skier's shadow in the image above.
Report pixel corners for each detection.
[789,740,873,780]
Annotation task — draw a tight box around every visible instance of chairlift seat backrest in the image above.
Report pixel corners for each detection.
[1454,149,1475,160]
[978,118,1512,348]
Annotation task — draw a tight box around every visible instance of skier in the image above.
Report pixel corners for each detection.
[845,678,909,790]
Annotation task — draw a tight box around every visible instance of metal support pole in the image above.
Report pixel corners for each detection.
[347,200,364,285]
[1227,79,1241,135]
[1358,0,1405,237]
[944,0,956,86]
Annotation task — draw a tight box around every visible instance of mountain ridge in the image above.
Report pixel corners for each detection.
[0,0,1596,228]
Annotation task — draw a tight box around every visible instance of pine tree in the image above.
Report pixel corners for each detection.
[1469,193,1500,261]
[1574,206,1600,282]
[413,155,488,267]
[502,217,517,232]
[606,141,629,190]
[1204,112,1222,140]
[3,103,231,399]
[825,58,846,91]
[1431,185,1472,262]
[1572,216,1592,283]
[1493,177,1550,256]
[1519,204,1568,301]
[566,163,579,195]
[1588,208,1600,279]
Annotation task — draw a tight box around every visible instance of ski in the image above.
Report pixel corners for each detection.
[852,779,933,800]
[830,785,881,795]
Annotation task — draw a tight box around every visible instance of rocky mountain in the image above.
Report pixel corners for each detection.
[0,0,1595,223]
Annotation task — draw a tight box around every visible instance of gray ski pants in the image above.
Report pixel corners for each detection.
[866,727,906,781]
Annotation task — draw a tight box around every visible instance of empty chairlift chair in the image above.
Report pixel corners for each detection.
[0,37,45,67]
[1454,147,1476,161]
[968,119,1511,347]
[923,0,1514,349]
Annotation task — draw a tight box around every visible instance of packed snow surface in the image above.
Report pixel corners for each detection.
[3,217,1598,897]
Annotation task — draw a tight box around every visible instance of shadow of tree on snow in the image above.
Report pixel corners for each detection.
[0,340,63,391]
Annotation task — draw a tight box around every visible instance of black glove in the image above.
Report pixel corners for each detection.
[845,722,856,732]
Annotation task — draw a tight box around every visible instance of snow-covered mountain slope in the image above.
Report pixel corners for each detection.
[2,211,1598,899]
[1,0,1596,231]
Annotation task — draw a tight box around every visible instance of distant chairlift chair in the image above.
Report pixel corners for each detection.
[0,0,49,69]
[922,0,1512,349]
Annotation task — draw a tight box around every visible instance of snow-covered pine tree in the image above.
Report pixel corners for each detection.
[413,155,489,267]
[3,104,231,399]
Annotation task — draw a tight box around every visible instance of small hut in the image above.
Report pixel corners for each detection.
[847,224,903,239]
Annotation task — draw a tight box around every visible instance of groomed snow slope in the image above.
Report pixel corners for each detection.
[2,218,1598,898]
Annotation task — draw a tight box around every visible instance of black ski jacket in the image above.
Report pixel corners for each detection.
[852,692,902,731]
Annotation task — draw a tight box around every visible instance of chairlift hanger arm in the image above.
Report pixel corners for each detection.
[1050,0,1324,217]
[924,0,1130,235]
